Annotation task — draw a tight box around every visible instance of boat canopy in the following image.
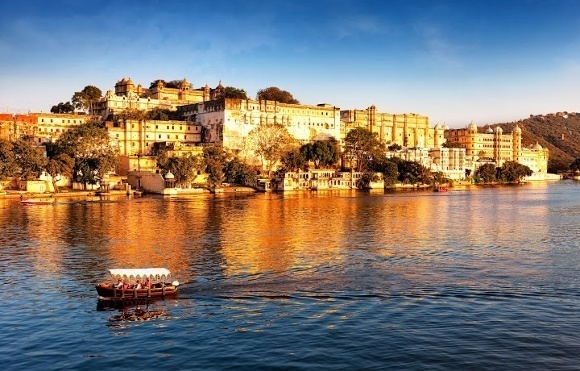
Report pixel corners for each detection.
[108,268,171,281]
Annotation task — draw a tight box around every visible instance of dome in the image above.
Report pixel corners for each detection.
[434,123,441,130]
[443,123,449,130]
[513,125,521,133]
[494,126,503,133]
[532,142,543,150]
[486,127,494,134]
[467,121,477,131]
[164,171,175,180]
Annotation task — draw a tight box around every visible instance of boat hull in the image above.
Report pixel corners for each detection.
[95,283,177,299]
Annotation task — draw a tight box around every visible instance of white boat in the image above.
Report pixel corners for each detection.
[95,268,179,299]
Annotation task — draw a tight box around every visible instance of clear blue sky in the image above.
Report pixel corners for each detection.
[1,0,579,128]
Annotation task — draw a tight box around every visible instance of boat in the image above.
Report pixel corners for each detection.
[21,198,55,205]
[95,268,179,300]
[434,185,449,192]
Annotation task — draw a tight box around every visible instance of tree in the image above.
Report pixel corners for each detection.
[72,85,102,115]
[397,160,429,185]
[0,139,17,180]
[217,86,248,100]
[13,140,47,181]
[344,127,385,172]
[388,143,402,151]
[475,163,497,183]
[158,154,201,188]
[247,122,296,175]
[224,158,257,186]
[280,147,308,172]
[497,161,533,182]
[145,107,170,121]
[309,139,340,168]
[203,145,227,191]
[55,121,118,188]
[369,155,399,186]
[50,102,74,114]
[45,153,74,192]
[256,87,299,104]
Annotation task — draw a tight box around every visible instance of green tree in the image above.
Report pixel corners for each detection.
[256,87,299,104]
[160,155,201,188]
[219,87,248,100]
[0,139,17,180]
[344,128,385,172]
[281,147,308,172]
[145,107,170,121]
[497,161,533,182]
[45,153,74,192]
[50,101,75,114]
[397,160,429,185]
[13,140,47,181]
[224,158,257,186]
[369,155,399,186]
[247,122,296,175]
[55,121,118,188]
[72,85,102,115]
[475,163,498,183]
[387,143,402,151]
[309,139,340,168]
[203,145,227,191]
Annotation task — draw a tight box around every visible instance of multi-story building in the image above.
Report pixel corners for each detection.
[93,77,226,118]
[0,113,88,144]
[0,114,36,141]
[105,119,203,156]
[34,113,88,144]
[340,105,446,148]
[179,97,341,157]
[444,122,549,174]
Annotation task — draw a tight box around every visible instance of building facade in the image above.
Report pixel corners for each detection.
[0,113,88,144]
[444,122,549,174]
[179,97,341,156]
[340,105,446,148]
[105,119,203,156]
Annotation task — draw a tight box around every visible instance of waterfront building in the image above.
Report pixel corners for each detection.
[271,169,382,191]
[340,105,446,148]
[179,97,341,161]
[444,122,549,175]
[93,77,226,118]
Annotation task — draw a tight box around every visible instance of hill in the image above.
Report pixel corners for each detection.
[481,112,580,172]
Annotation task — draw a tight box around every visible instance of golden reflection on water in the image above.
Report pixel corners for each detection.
[2,184,554,288]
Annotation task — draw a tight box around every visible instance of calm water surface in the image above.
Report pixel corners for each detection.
[1,181,579,370]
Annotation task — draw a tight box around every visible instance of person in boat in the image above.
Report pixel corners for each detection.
[134,279,142,290]
[122,280,130,290]
[144,278,151,289]
[114,278,123,289]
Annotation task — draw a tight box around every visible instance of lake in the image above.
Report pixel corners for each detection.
[1,181,579,370]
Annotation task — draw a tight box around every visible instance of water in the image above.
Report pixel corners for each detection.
[1,181,579,370]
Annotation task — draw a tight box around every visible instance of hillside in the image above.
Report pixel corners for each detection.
[481,112,580,171]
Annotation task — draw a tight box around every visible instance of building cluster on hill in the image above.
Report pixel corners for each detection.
[0,77,554,192]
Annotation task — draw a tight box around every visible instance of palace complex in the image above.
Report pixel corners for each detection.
[340,105,446,148]
[0,76,553,185]
[445,122,549,174]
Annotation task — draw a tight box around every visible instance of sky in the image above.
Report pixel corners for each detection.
[1,0,580,128]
